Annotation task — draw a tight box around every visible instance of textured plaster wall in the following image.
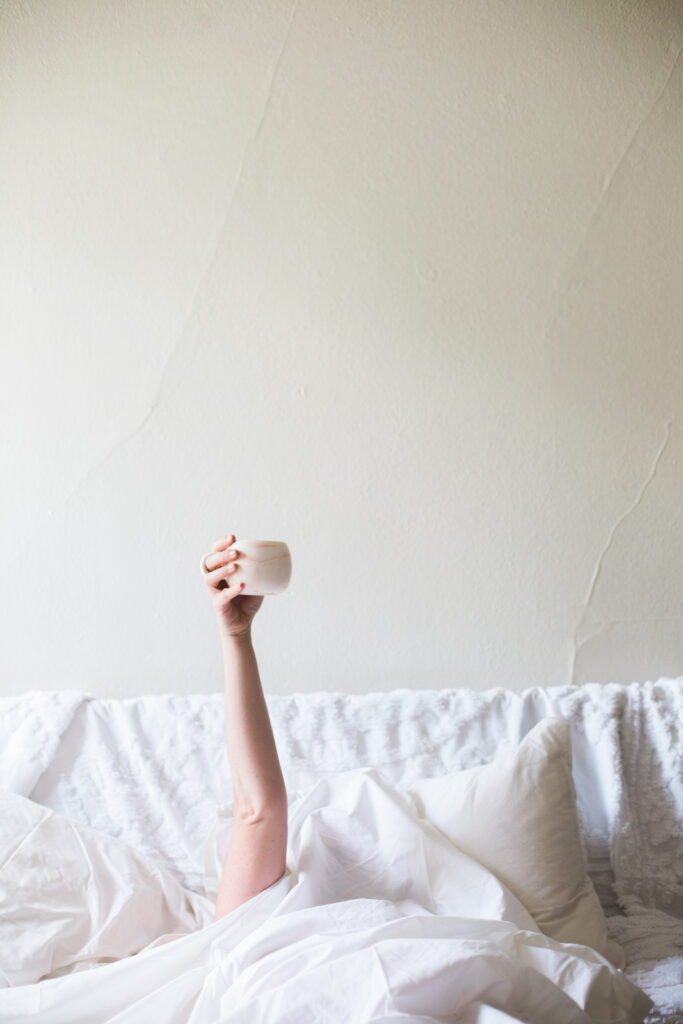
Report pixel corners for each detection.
[1,0,682,697]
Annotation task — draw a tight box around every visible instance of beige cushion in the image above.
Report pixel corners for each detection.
[407,718,624,967]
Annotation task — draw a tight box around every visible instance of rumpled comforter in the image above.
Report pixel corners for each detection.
[0,768,650,1024]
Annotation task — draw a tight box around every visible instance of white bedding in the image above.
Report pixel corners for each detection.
[1,679,682,1021]
[0,769,650,1023]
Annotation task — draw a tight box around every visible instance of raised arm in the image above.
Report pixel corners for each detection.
[202,534,288,921]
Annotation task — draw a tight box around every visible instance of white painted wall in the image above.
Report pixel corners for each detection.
[1,0,682,698]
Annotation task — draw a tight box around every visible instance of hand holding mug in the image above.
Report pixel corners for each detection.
[201,535,292,639]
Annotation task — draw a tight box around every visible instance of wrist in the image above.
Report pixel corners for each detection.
[218,625,253,648]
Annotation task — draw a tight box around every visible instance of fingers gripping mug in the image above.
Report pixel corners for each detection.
[201,540,292,596]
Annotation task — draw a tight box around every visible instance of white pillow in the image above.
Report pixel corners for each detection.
[407,718,624,967]
[0,792,213,986]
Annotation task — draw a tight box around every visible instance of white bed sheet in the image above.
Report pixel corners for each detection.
[1,680,682,1020]
[0,769,650,1024]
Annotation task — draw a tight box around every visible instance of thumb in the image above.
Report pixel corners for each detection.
[216,581,245,605]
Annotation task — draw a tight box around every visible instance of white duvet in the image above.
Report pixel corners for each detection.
[0,768,650,1024]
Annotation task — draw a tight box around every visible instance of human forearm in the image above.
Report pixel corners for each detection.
[203,533,288,919]
[220,630,286,818]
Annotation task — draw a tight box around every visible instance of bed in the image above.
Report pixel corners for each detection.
[1,678,682,1022]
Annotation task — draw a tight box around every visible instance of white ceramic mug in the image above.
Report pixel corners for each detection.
[201,540,292,596]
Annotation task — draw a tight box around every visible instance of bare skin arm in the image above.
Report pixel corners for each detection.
[203,534,288,921]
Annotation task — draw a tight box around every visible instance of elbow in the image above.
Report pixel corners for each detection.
[235,784,287,825]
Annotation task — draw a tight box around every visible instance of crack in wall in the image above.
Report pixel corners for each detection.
[568,418,674,686]
[544,40,683,342]
[4,0,303,573]
[574,614,683,650]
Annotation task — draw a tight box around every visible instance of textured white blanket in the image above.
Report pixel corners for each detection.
[1,679,682,1019]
